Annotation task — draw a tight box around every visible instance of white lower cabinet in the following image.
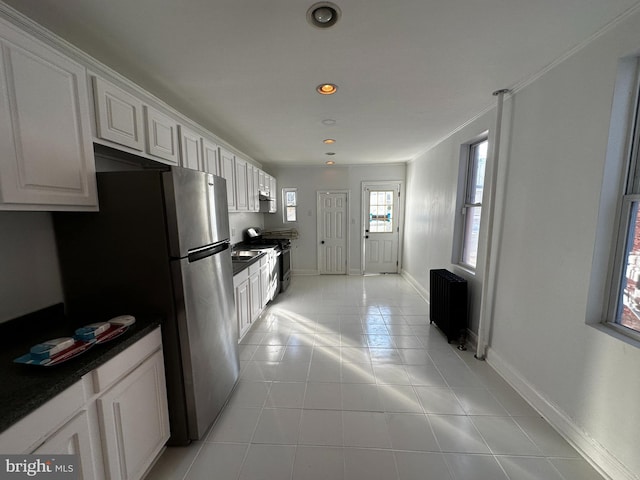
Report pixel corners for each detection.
[249,268,262,322]
[33,410,100,480]
[98,349,169,480]
[234,272,251,339]
[0,327,169,480]
[235,258,268,341]
[260,261,270,308]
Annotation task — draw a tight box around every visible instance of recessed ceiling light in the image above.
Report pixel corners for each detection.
[316,83,338,95]
[326,160,336,165]
[322,119,336,125]
[307,2,341,29]
[323,139,336,144]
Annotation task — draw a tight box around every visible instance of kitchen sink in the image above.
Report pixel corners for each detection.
[231,250,263,261]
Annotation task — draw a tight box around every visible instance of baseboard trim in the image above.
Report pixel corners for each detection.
[486,347,635,480]
[291,269,319,276]
[401,270,429,303]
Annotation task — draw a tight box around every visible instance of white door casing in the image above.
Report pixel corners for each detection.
[317,191,348,274]
[362,182,403,274]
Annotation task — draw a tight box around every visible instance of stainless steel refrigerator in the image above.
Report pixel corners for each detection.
[54,167,239,445]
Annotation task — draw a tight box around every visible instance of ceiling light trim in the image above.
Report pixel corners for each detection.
[316,83,338,95]
[307,2,341,29]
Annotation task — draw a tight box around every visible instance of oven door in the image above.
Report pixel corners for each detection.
[280,247,291,292]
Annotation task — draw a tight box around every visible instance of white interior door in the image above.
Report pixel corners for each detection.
[363,184,401,274]
[318,191,348,274]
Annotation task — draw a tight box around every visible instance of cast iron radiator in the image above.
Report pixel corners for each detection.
[429,269,468,347]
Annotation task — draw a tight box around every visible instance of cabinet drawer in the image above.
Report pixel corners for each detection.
[249,262,262,276]
[233,268,249,286]
[93,327,162,393]
[0,379,87,454]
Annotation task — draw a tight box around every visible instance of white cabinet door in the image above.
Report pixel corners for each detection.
[93,76,144,151]
[144,106,179,165]
[98,349,169,480]
[260,263,270,308]
[236,279,250,339]
[179,126,202,171]
[33,410,100,480]
[201,138,219,175]
[269,175,277,213]
[0,25,97,209]
[219,147,236,211]
[249,270,261,322]
[258,170,266,194]
[235,157,249,211]
[247,163,256,212]
[252,167,260,212]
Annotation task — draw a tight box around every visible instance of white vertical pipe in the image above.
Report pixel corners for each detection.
[476,89,510,360]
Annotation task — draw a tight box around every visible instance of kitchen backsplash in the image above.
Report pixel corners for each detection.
[0,212,63,323]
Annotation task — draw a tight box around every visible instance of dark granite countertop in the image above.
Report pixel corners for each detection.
[0,304,162,434]
[231,247,270,276]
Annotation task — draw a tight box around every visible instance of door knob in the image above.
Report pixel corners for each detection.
[321,241,325,244]
[365,235,369,239]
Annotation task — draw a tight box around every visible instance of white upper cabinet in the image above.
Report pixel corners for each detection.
[269,175,277,213]
[93,76,144,151]
[247,163,257,212]
[253,167,260,212]
[258,170,267,195]
[235,157,249,211]
[144,105,179,165]
[179,125,202,171]
[219,147,236,211]
[0,21,97,210]
[201,138,219,176]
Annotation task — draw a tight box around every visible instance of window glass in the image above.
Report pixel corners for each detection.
[283,188,297,222]
[619,202,640,331]
[369,190,394,233]
[460,139,488,269]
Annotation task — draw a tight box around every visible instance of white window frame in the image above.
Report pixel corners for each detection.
[282,187,298,223]
[454,137,488,271]
[606,73,640,341]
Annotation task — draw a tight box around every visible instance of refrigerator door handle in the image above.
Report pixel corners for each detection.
[187,241,230,262]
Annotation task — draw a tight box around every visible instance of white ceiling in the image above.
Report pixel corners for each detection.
[3,0,638,166]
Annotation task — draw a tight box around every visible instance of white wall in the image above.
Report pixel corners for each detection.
[403,9,640,480]
[229,212,264,244]
[402,113,494,333]
[0,212,63,322]
[263,164,406,275]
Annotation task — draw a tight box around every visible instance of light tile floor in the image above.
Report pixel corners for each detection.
[146,275,604,480]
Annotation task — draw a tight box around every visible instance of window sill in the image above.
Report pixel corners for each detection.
[591,321,640,348]
[454,263,476,276]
